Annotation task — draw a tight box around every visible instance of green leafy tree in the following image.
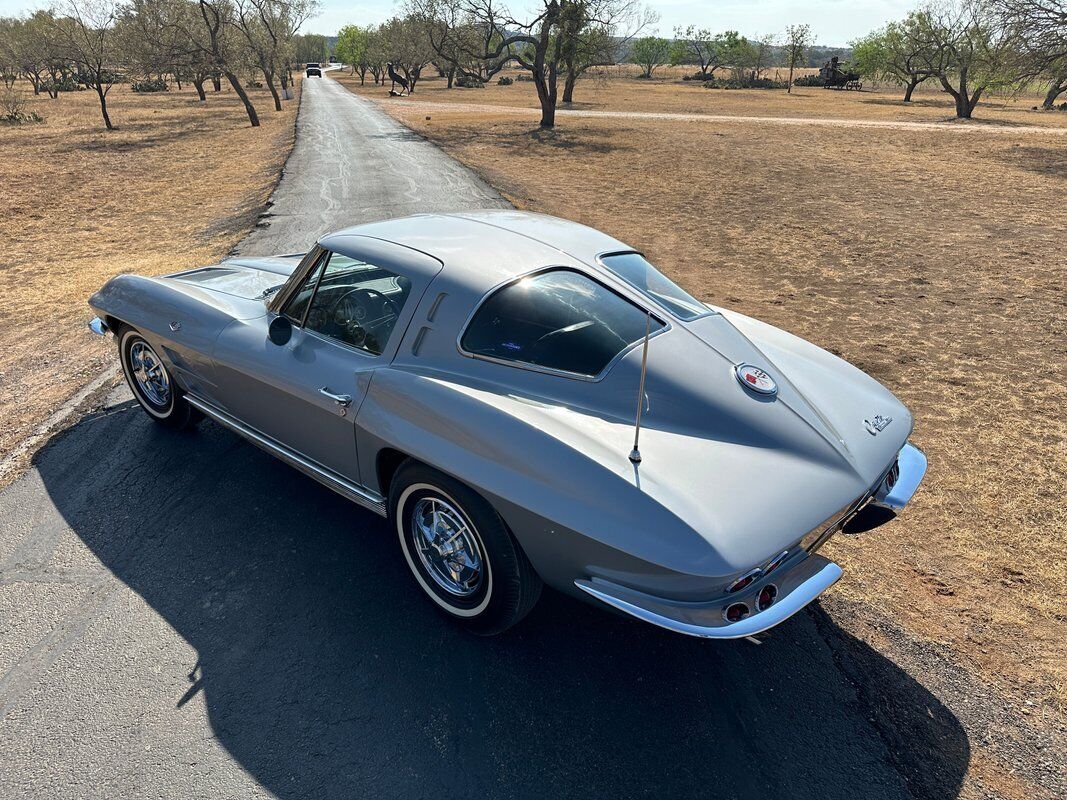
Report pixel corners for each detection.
[335,23,370,82]
[629,34,668,77]
[851,13,940,102]
[783,23,812,92]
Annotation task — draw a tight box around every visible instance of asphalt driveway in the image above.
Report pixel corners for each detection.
[0,77,969,799]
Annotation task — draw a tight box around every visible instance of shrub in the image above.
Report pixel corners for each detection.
[131,78,169,93]
[792,74,823,87]
[1,88,43,124]
[703,76,789,90]
[515,73,535,82]
[684,71,714,82]
[455,75,484,88]
[42,77,82,93]
[497,76,513,85]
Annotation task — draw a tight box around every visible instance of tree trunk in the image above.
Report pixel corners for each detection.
[95,84,113,130]
[1043,81,1067,110]
[264,69,282,111]
[29,73,41,95]
[212,73,221,92]
[193,78,206,101]
[562,68,577,103]
[225,71,259,127]
[788,63,794,94]
[903,77,920,102]
[446,65,454,89]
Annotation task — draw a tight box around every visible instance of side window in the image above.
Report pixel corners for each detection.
[282,251,327,324]
[599,252,708,321]
[299,252,412,355]
[461,269,664,378]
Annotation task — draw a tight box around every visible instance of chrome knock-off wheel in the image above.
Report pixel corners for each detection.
[118,328,198,429]
[129,340,171,407]
[410,497,484,597]
[391,463,543,635]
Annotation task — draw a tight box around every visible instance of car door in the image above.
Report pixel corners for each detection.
[212,243,436,486]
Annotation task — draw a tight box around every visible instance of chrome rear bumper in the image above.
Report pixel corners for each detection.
[575,441,927,640]
[575,555,842,640]
[871,442,927,512]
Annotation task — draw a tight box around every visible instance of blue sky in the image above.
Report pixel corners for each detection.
[0,1,915,47]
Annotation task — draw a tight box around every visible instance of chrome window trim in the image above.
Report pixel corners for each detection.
[281,250,413,359]
[594,249,714,322]
[269,245,326,314]
[455,265,671,383]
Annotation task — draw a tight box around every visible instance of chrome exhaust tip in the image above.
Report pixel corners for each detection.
[723,602,750,623]
[88,317,110,336]
[756,584,779,612]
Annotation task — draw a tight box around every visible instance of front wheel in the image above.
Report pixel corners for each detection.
[118,328,199,429]
[390,462,542,635]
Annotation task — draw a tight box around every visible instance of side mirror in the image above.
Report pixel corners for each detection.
[268,315,293,346]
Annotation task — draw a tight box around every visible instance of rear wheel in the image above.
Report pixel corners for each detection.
[389,462,542,635]
[118,328,199,429]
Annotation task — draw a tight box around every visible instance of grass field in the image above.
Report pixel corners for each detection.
[353,65,1067,127]
[336,71,1067,741]
[0,80,299,470]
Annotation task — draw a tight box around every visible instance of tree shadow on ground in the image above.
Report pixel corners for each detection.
[995,144,1067,178]
[430,124,626,156]
[32,396,970,800]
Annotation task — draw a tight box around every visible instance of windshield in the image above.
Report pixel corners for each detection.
[599,252,708,321]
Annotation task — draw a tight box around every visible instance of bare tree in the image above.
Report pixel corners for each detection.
[922,0,1035,118]
[670,25,722,77]
[379,14,436,92]
[194,0,260,125]
[558,0,652,102]
[404,0,511,87]
[998,0,1067,106]
[234,0,316,111]
[51,0,124,128]
[783,23,812,92]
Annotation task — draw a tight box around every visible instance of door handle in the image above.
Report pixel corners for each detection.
[319,387,352,407]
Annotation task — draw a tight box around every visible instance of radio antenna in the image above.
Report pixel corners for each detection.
[629,313,652,464]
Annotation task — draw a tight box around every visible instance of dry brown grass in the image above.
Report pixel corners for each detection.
[342,67,1067,129]
[339,74,1067,723]
[0,80,298,464]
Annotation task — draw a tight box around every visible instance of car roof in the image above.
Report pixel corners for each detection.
[317,211,635,295]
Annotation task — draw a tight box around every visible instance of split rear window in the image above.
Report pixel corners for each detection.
[461,269,663,378]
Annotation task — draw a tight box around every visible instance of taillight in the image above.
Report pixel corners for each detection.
[727,568,762,594]
[764,550,788,575]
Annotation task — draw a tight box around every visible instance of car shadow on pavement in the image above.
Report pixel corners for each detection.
[34,400,970,800]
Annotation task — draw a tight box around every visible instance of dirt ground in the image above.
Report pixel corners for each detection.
[336,71,1067,797]
[0,80,298,468]
[349,65,1067,128]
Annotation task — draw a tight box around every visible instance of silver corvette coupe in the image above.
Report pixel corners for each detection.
[88,211,926,637]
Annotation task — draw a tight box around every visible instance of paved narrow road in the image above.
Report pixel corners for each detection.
[238,77,509,256]
[0,78,969,799]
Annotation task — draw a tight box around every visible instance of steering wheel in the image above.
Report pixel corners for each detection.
[329,287,401,347]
